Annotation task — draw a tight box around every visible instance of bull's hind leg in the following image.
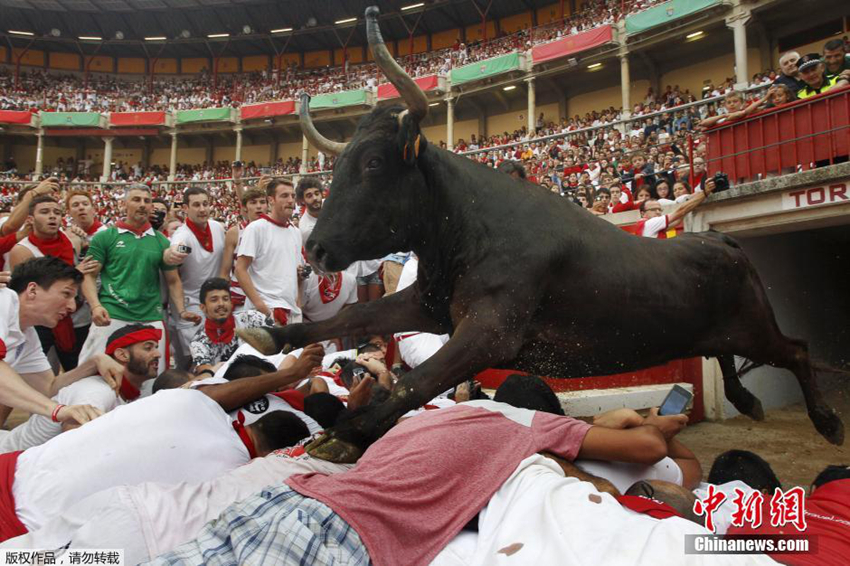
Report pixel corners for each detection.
[717,354,764,421]
[738,331,845,446]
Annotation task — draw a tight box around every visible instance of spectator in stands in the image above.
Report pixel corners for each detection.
[774,51,806,95]
[79,185,199,374]
[796,53,850,99]
[823,38,850,78]
[637,178,715,238]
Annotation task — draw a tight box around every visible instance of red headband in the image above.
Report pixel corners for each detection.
[105,328,162,356]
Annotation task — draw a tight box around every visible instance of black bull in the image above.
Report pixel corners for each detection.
[240,106,843,461]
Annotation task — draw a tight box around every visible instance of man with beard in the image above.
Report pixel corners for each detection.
[9,196,100,370]
[191,278,266,375]
[79,185,197,375]
[219,186,268,312]
[296,177,324,245]
[167,188,226,369]
[235,179,306,325]
[0,324,160,452]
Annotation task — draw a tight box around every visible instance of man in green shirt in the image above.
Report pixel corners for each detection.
[80,185,200,376]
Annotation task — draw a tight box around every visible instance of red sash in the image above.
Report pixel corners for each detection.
[259,214,290,228]
[205,315,236,344]
[0,451,28,542]
[185,219,213,252]
[116,220,152,237]
[271,389,305,411]
[84,220,104,236]
[617,495,682,520]
[119,376,141,402]
[272,308,290,326]
[232,412,257,458]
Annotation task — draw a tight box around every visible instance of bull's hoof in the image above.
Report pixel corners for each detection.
[236,328,289,355]
[306,433,364,464]
[809,406,845,446]
[728,389,764,421]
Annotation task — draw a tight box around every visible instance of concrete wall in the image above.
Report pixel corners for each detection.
[721,226,850,417]
[567,80,650,117]
[660,48,761,97]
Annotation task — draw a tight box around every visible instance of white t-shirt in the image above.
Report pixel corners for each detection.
[212,342,287,379]
[0,289,51,375]
[169,220,226,315]
[298,212,319,245]
[0,376,118,453]
[640,214,669,238]
[301,272,358,323]
[236,217,303,314]
[191,374,322,436]
[13,389,250,532]
[575,457,683,493]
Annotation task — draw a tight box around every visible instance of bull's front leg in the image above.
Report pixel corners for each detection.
[237,284,447,355]
[308,310,527,463]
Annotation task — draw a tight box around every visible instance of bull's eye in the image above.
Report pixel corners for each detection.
[366,157,383,171]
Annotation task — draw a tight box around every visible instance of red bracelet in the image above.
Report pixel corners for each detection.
[51,404,65,423]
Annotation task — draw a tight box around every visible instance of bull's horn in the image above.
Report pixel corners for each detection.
[299,93,348,156]
[365,6,428,123]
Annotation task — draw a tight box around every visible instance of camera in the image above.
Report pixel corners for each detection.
[150,208,166,230]
[712,172,730,193]
[300,265,312,278]
[176,244,192,254]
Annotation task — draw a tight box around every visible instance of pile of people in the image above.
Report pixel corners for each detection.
[0,145,845,564]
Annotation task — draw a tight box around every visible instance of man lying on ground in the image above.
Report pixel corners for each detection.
[0,344,323,541]
[0,324,161,452]
[150,375,673,565]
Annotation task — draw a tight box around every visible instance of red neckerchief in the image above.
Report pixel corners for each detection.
[116,220,152,237]
[318,274,342,304]
[83,220,104,236]
[185,219,213,252]
[617,495,683,520]
[28,232,75,266]
[270,389,305,411]
[259,213,290,228]
[272,308,289,326]
[239,219,249,229]
[119,375,141,402]
[204,315,236,344]
[232,412,257,458]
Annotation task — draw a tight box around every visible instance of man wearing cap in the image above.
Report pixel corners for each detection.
[797,53,850,99]
[0,324,161,453]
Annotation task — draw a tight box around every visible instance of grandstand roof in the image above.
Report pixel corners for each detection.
[0,0,553,58]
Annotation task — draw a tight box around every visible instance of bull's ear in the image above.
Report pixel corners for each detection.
[397,112,428,167]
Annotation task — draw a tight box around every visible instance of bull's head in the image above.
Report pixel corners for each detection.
[301,5,430,273]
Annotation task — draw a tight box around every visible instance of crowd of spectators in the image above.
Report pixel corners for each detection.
[0,0,675,114]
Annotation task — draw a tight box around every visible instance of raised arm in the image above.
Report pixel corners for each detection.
[1,177,58,237]
[197,343,324,411]
[667,178,715,226]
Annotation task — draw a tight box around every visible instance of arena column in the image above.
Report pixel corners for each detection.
[169,131,178,181]
[300,134,308,174]
[34,129,45,176]
[446,96,455,151]
[234,126,243,163]
[726,8,752,90]
[619,53,630,118]
[100,136,114,183]
[526,76,536,135]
